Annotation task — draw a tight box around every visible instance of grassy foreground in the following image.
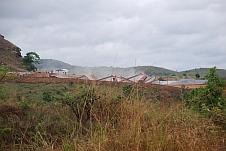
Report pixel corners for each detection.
[0,82,225,151]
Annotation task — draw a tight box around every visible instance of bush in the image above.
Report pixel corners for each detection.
[122,84,147,101]
[56,85,98,123]
[43,91,54,102]
[0,64,9,82]
[122,84,133,97]
[187,67,226,128]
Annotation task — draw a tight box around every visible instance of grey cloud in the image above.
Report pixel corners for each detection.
[0,0,225,71]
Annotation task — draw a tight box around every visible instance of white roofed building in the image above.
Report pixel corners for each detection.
[54,69,68,75]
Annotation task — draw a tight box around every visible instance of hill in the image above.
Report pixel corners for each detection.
[35,59,74,70]
[137,66,177,77]
[180,68,226,80]
[0,34,25,71]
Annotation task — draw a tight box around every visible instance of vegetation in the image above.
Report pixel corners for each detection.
[187,67,226,129]
[0,64,9,82]
[55,85,99,123]
[0,64,9,101]
[0,36,25,72]
[182,73,187,78]
[0,67,225,150]
[23,52,40,71]
[195,73,200,79]
[182,68,226,80]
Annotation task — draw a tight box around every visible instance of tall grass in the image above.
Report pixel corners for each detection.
[0,82,225,150]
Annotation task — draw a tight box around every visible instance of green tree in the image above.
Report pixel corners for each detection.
[182,73,187,78]
[195,73,200,79]
[23,52,40,71]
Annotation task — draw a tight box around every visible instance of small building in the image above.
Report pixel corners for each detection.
[54,69,68,75]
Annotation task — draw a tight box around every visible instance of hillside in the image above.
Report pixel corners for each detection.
[35,59,74,70]
[137,66,177,76]
[180,68,226,80]
[0,35,25,71]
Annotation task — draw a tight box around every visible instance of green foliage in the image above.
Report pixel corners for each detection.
[0,84,6,102]
[11,50,17,54]
[0,64,9,82]
[23,52,40,71]
[187,67,226,127]
[0,117,11,144]
[43,91,54,102]
[16,93,22,101]
[113,94,123,102]
[122,84,133,97]
[189,67,225,110]
[56,85,98,123]
[122,84,147,101]
[19,100,30,110]
[0,64,8,101]
[195,73,200,79]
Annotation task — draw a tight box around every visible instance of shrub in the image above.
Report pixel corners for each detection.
[43,91,54,102]
[187,67,226,128]
[122,84,147,101]
[19,100,30,110]
[56,85,98,123]
[0,64,9,82]
[122,84,133,97]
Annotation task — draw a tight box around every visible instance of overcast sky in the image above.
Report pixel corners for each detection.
[0,0,225,71]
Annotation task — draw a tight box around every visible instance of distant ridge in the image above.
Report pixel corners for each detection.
[36,59,74,70]
[36,59,226,80]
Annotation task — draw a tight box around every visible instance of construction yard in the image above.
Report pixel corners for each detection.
[4,71,207,89]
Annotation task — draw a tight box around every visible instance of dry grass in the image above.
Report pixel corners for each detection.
[0,83,225,150]
[73,100,225,151]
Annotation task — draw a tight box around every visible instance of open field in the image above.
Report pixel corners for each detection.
[0,77,225,150]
